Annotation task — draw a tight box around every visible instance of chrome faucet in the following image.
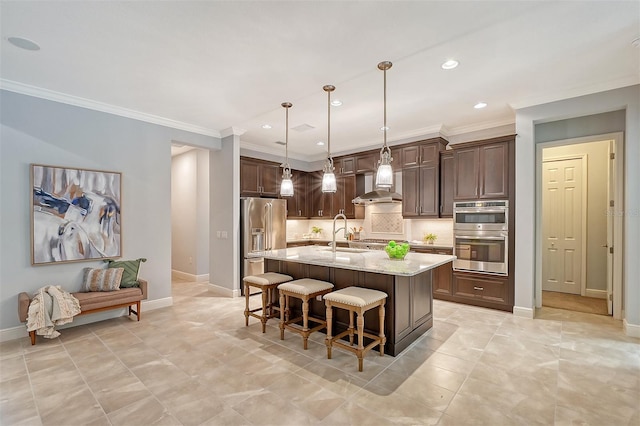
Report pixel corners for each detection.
[331,213,348,252]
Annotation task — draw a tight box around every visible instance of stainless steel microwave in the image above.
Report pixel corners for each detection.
[453,200,508,232]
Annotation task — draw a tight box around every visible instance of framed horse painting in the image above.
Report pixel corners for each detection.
[30,164,122,265]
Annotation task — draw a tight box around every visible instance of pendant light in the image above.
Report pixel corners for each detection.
[321,84,337,193]
[279,102,294,197]
[375,61,394,189]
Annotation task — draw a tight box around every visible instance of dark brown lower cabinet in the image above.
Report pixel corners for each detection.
[412,246,512,312]
[451,272,512,311]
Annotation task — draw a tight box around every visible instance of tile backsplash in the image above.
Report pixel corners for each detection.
[287,204,453,246]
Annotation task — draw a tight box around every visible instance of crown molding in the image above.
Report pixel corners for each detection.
[0,79,221,138]
[240,140,310,162]
[509,76,640,110]
[220,127,247,137]
[444,117,516,136]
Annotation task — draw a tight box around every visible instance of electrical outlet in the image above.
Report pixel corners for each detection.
[222,231,228,239]
[189,257,193,264]
[216,231,221,238]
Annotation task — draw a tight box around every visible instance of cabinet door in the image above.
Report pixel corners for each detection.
[330,175,356,218]
[454,147,479,199]
[260,163,280,197]
[285,171,307,218]
[400,145,420,168]
[433,263,453,295]
[419,165,438,216]
[440,152,454,217]
[309,171,331,218]
[412,274,432,328]
[355,152,378,173]
[338,157,355,175]
[479,143,509,199]
[402,168,420,217]
[452,273,508,304]
[240,159,261,196]
[419,143,439,167]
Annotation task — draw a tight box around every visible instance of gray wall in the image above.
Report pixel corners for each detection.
[515,85,639,329]
[209,135,240,295]
[171,149,210,276]
[0,90,219,331]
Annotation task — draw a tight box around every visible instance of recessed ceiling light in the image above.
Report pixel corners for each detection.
[441,59,459,70]
[331,99,343,106]
[261,124,272,129]
[380,126,390,131]
[7,36,40,51]
[474,102,487,109]
[316,141,325,146]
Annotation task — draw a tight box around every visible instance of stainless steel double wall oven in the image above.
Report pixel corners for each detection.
[453,200,508,275]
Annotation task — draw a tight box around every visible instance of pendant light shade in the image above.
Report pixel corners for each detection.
[322,84,337,193]
[280,102,294,197]
[375,61,394,189]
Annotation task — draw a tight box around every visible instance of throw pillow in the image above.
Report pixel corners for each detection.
[82,267,124,292]
[104,258,146,288]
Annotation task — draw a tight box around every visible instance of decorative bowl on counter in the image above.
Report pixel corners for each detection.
[384,241,410,260]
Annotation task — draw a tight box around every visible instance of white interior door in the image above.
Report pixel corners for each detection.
[542,157,585,294]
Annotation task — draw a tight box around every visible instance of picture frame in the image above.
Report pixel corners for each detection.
[31,164,122,265]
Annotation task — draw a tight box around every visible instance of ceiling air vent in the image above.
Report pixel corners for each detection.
[291,123,315,132]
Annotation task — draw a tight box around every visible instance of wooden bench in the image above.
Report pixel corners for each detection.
[18,279,148,345]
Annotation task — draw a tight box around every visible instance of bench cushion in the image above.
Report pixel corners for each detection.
[73,287,143,311]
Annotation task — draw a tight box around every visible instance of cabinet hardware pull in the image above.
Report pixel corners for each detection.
[473,286,484,291]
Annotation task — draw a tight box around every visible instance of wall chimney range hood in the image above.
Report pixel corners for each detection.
[352,189,402,205]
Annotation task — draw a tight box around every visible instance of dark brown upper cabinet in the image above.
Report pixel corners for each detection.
[240,157,280,197]
[284,171,308,218]
[400,138,447,218]
[439,152,454,217]
[453,137,512,200]
[336,156,355,175]
[355,151,378,174]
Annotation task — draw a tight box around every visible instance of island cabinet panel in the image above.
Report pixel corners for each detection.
[263,259,433,356]
[412,247,453,298]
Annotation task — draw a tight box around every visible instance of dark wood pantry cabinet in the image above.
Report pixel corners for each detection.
[400,138,447,218]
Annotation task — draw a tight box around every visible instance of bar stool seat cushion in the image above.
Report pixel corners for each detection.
[278,278,334,295]
[244,272,292,286]
[324,287,387,307]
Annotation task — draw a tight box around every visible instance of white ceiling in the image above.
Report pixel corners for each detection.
[1,1,638,162]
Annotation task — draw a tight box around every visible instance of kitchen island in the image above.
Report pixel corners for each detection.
[250,246,455,356]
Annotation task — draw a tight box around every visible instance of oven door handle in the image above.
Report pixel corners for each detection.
[454,210,507,214]
[455,235,506,240]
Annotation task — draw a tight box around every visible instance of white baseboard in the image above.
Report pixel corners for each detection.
[171,270,210,282]
[208,283,240,298]
[513,306,535,319]
[0,297,174,343]
[585,289,607,299]
[623,319,640,338]
[0,326,27,343]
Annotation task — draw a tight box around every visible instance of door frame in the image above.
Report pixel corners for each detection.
[541,154,588,296]
[535,132,624,319]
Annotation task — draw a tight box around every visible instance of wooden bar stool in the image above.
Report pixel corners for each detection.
[278,279,334,349]
[323,287,387,372]
[243,273,293,333]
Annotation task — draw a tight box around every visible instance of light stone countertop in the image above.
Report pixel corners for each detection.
[250,245,455,277]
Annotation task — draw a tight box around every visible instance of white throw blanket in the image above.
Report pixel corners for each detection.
[26,286,81,339]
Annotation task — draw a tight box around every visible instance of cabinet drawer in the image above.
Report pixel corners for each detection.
[453,273,507,304]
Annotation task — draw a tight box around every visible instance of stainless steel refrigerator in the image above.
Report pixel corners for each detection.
[240,197,287,283]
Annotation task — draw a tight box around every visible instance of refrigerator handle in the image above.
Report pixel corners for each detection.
[266,202,273,250]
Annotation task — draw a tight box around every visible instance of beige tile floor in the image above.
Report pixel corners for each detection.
[1,279,638,426]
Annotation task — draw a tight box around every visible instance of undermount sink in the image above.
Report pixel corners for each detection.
[319,247,370,254]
